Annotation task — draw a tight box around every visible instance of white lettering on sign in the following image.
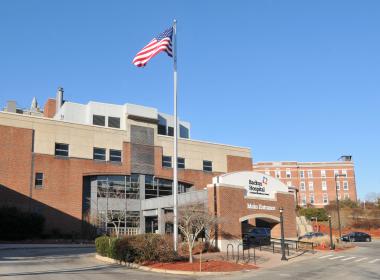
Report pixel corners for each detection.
[247,203,276,211]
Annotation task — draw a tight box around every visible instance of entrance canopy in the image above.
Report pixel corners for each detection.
[212,171,289,200]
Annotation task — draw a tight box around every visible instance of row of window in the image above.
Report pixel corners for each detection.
[55,143,122,162]
[93,114,121,128]
[301,192,350,205]
[298,180,349,191]
[162,156,213,172]
[266,169,349,179]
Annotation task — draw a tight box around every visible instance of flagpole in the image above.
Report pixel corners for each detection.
[172,19,178,252]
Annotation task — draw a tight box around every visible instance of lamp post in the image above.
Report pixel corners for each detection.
[279,207,287,261]
[334,174,345,238]
[328,215,334,250]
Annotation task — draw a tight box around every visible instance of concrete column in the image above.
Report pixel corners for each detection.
[139,175,145,234]
[158,208,166,234]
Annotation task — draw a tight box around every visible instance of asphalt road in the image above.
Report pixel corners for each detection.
[0,241,379,280]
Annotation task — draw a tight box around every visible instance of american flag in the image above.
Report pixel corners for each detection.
[132,27,173,67]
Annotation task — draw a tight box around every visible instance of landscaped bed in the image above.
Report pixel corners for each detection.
[147,260,257,272]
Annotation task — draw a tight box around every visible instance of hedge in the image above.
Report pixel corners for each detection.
[0,207,45,240]
[95,234,177,263]
[298,207,329,221]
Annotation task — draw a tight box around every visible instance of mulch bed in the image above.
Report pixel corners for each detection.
[147,260,257,272]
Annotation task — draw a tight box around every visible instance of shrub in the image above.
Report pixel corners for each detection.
[95,234,177,264]
[0,207,45,240]
[299,207,328,221]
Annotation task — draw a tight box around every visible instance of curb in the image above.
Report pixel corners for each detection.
[95,254,256,276]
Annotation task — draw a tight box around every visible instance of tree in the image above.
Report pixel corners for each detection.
[98,210,127,238]
[168,203,218,263]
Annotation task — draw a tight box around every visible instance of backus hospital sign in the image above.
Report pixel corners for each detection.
[213,171,289,200]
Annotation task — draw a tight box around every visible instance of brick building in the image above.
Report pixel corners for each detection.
[253,158,357,208]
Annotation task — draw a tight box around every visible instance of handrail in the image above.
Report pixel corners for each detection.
[226,244,235,261]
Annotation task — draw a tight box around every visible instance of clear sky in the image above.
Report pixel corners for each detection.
[0,1,379,199]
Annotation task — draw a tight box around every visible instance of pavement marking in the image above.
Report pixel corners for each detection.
[342,257,356,261]
[354,257,368,262]
[369,259,380,264]
[319,254,334,259]
[329,256,345,260]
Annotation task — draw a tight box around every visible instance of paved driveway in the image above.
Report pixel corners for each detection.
[0,241,379,280]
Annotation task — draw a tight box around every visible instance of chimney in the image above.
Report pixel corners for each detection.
[5,101,17,113]
[56,87,64,113]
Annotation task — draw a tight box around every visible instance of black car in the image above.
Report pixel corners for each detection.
[243,227,271,246]
[341,232,372,242]
[298,232,326,240]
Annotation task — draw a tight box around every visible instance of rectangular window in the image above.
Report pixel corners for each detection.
[167,126,174,136]
[310,193,315,204]
[162,156,172,168]
[93,147,106,161]
[342,169,347,177]
[35,172,43,188]
[287,181,292,187]
[108,117,120,128]
[343,181,349,190]
[300,181,306,191]
[323,193,328,204]
[286,169,291,178]
[344,193,349,200]
[334,170,339,177]
[321,170,326,178]
[336,181,341,190]
[109,149,122,162]
[158,124,166,135]
[322,181,327,191]
[55,143,69,157]
[203,160,213,172]
[299,170,305,178]
[307,170,313,178]
[93,114,105,126]
[301,194,307,205]
[338,193,341,200]
[308,182,314,191]
[177,157,185,169]
[275,170,281,179]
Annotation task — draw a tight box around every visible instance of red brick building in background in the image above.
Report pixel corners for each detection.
[253,157,357,208]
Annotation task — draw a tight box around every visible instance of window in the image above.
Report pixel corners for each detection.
[275,170,281,179]
[300,181,306,191]
[342,169,347,177]
[35,173,43,188]
[334,170,339,177]
[343,181,349,190]
[109,149,122,162]
[307,170,313,178]
[310,193,315,204]
[108,117,120,128]
[338,193,341,200]
[177,157,185,169]
[203,160,212,172]
[301,194,307,205]
[286,169,291,178]
[287,181,292,187]
[55,143,69,157]
[265,169,270,175]
[321,170,326,178]
[336,181,341,190]
[162,156,172,168]
[344,193,350,200]
[299,170,305,178]
[93,147,106,161]
[93,114,105,126]
[167,126,174,136]
[322,181,327,191]
[158,124,166,135]
[308,182,314,191]
[323,193,328,204]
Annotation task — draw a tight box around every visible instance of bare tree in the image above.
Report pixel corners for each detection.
[170,203,218,263]
[98,210,127,238]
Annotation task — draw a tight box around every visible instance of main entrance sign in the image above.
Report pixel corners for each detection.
[213,171,289,200]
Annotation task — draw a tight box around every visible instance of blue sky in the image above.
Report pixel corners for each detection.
[0,1,379,199]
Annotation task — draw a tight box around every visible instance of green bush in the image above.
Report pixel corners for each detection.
[0,207,45,240]
[298,207,329,221]
[95,234,177,264]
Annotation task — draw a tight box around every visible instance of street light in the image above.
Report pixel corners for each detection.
[279,207,287,261]
[334,174,346,238]
[328,215,335,250]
